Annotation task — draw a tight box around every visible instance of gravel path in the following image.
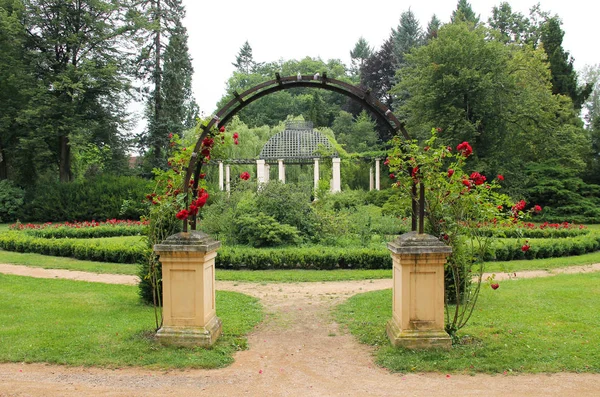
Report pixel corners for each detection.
[1,263,599,396]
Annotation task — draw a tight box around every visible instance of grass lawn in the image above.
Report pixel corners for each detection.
[0,274,263,369]
[0,249,139,275]
[484,250,600,273]
[335,272,600,373]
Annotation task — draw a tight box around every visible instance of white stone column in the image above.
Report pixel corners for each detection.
[375,158,381,191]
[331,157,341,193]
[256,159,266,184]
[218,161,224,191]
[313,158,320,191]
[278,159,285,183]
[225,164,230,194]
[264,163,270,183]
[369,166,374,191]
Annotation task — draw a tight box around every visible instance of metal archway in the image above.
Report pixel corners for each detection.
[183,73,420,232]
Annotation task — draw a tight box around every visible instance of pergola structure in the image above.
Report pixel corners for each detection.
[213,121,389,194]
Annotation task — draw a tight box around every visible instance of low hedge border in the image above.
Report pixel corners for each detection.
[0,232,145,264]
[24,225,147,239]
[1,231,599,268]
[480,227,589,239]
[487,233,600,261]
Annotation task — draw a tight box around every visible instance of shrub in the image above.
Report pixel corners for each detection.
[254,181,323,239]
[0,180,24,223]
[20,175,152,222]
[233,212,302,247]
[0,231,146,263]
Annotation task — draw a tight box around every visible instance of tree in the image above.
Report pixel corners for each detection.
[332,110,379,153]
[349,36,373,78]
[134,0,196,170]
[0,0,31,181]
[232,40,257,74]
[21,0,135,182]
[488,2,530,43]
[392,22,589,187]
[451,0,479,25]
[540,16,592,110]
[425,14,441,41]
[391,8,423,67]
[360,38,396,109]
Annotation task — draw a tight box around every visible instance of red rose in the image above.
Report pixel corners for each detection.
[234,139,239,145]
[462,179,472,187]
[176,209,189,220]
[194,191,209,208]
[470,172,486,186]
[497,205,503,210]
[168,133,173,139]
[490,283,499,290]
[424,146,430,151]
[219,126,225,133]
[202,137,214,147]
[534,205,542,213]
[201,148,210,156]
[411,167,419,178]
[521,244,530,252]
[240,171,250,180]
[497,174,504,181]
[389,173,395,179]
[199,173,206,179]
[456,141,473,157]
[384,158,390,166]
[233,132,239,139]
[189,205,199,216]
[447,169,454,177]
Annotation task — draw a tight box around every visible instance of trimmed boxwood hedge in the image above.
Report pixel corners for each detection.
[1,231,599,268]
[0,232,146,264]
[480,227,589,239]
[25,225,147,239]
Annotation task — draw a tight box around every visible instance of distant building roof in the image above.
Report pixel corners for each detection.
[259,121,337,160]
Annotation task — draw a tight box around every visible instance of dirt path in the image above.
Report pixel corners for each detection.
[1,263,600,396]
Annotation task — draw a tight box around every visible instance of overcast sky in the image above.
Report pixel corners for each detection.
[181,0,598,116]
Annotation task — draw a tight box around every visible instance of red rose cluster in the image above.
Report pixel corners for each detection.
[469,172,486,186]
[240,171,250,180]
[456,141,473,157]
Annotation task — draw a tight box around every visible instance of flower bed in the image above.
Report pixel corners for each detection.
[479,222,588,239]
[10,219,148,239]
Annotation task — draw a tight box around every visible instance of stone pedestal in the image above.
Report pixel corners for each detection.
[386,232,452,349]
[154,231,222,347]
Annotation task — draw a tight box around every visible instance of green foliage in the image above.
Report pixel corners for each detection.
[0,275,263,369]
[523,163,600,223]
[216,57,350,128]
[233,212,302,247]
[20,175,152,222]
[24,224,146,239]
[394,22,589,186]
[253,181,323,240]
[336,273,600,373]
[489,233,600,261]
[332,110,380,153]
[0,232,146,264]
[216,245,392,270]
[0,179,24,222]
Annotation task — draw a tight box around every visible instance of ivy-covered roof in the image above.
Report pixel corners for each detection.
[259,121,337,160]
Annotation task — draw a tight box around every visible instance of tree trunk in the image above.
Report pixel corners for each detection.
[0,145,7,180]
[59,135,72,182]
[152,0,162,161]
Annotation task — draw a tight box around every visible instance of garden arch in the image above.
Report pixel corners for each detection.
[183,73,418,232]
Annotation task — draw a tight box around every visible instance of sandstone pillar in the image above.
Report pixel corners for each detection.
[331,157,341,193]
[313,158,320,192]
[154,231,222,347]
[278,159,285,183]
[218,161,224,191]
[256,159,266,185]
[375,158,381,191]
[387,232,452,349]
